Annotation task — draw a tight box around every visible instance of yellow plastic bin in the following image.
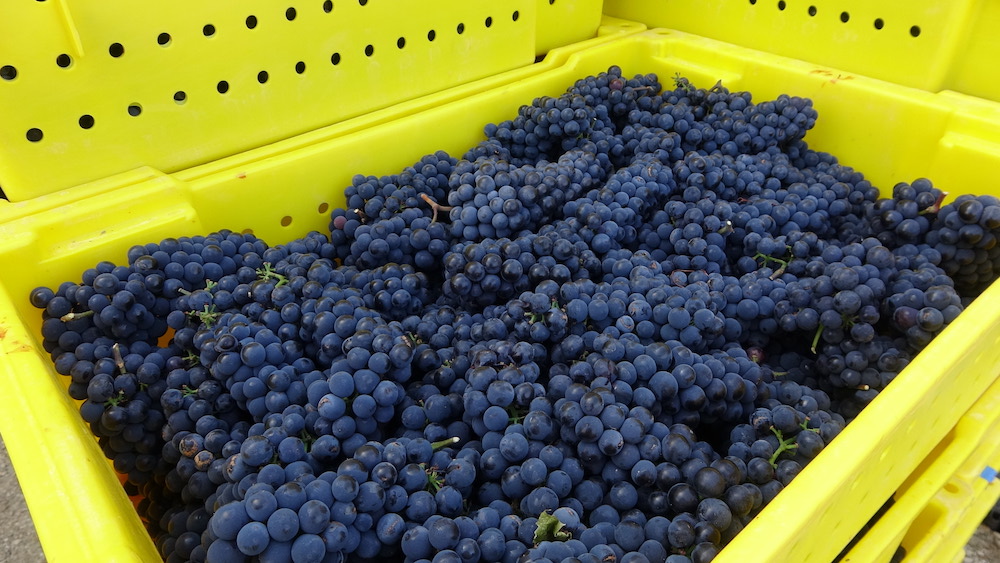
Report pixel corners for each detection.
[604,0,1000,102]
[4,21,1000,563]
[838,376,1000,563]
[0,0,606,202]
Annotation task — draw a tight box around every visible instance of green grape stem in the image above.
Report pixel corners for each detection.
[60,310,94,322]
[768,426,799,467]
[431,437,460,451]
[810,325,824,354]
[256,263,288,287]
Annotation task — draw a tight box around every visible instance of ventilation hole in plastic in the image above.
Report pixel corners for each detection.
[910,25,921,37]
[0,65,16,80]
[203,24,216,36]
[246,15,258,29]
[397,37,405,49]
[109,43,125,57]
[457,23,465,34]
[549,0,556,4]
[512,11,519,21]
[257,70,269,83]
[281,216,293,227]
[777,0,786,10]
[217,80,230,93]
[485,16,493,28]
[359,0,368,5]
[79,115,94,129]
[428,29,436,41]
[874,18,884,30]
[323,1,333,13]
[285,7,297,20]
[56,53,72,68]
[808,5,817,16]
[331,52,341,65]
[365,44,374,56]
[295,61,306,74]
[318,202,330,214]
[26,128,43,142]
[128,103,142,117]
[840,11,850,22]
[749,0,757,5]
[174,91,187,104]
[157,32,171,46]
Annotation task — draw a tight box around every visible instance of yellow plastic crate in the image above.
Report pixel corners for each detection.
[838,375,1000,563]
[604,0,1000,103]
[0,0,604,202]
[4,21,1000,563]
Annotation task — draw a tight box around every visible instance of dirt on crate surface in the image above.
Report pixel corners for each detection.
[0,429,997,563]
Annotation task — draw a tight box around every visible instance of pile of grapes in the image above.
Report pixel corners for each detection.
[31,67,1000,563]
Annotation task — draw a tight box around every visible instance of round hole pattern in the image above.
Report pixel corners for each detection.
[280,216,293,227]
[15,2,523,151]
[746,1,924,35]
[318,202,330,214]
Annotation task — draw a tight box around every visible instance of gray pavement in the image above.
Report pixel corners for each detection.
[0,434,45,563]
